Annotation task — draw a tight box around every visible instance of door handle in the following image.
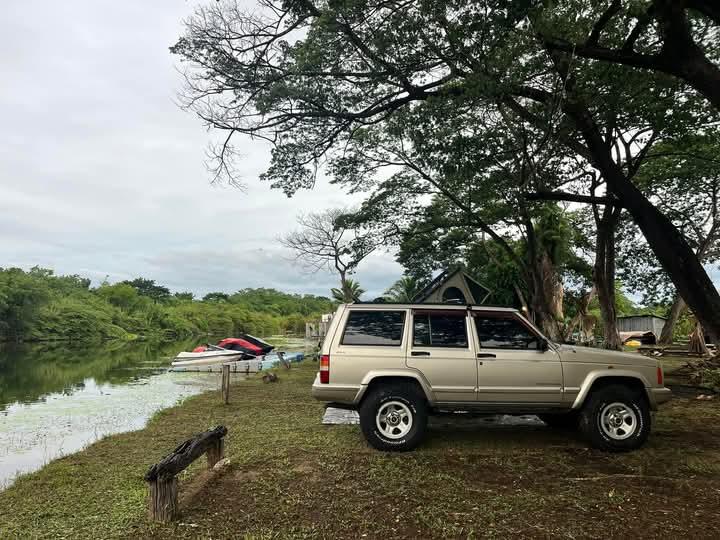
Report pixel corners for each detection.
[477,353,496,359]
[411,351,431,356]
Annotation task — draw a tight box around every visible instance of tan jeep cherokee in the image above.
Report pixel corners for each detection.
[312,304,672,452]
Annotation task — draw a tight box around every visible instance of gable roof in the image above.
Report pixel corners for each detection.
[412,268,491,304]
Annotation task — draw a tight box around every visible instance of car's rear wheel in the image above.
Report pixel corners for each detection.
[359,383,428,451]
[579,384,651,452]
[538,411,580,431]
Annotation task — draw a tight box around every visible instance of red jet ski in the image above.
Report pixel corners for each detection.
[191,334,275,358]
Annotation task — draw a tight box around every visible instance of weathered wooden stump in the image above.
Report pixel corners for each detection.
[206,438,224,468]
[145,425,228,522]
[148,477,178,522]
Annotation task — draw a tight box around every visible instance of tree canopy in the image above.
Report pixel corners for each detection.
[172,0,720,342]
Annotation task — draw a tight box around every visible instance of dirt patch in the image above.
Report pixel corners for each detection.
[234,469,262,483]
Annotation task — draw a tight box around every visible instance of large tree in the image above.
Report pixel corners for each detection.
[172,0,720,339]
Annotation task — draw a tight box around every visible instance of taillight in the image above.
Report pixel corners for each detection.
[657,365,664,385]
[320,354,330,384]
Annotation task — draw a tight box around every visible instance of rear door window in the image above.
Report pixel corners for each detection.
[413,313,468,348]
[341,311,406,346]
[474,315,541,349]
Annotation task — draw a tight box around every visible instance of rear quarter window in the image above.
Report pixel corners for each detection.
[341,310,406,346]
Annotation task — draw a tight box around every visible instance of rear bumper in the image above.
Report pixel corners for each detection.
[311,373,360,405]
[649,387,673,408]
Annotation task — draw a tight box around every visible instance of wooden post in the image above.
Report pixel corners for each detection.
[278,351,290,370]
[221,364,230,404]
[148,477,178,522]
[206,438,224,469]
[145,426,228,523]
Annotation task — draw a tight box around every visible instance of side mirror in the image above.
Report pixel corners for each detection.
[540,339,550,352]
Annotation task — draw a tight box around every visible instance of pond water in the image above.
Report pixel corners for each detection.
[0,337,312,490]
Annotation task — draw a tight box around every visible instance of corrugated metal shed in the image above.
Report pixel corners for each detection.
[617,315,666,338]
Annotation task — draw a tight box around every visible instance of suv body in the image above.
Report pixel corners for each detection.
[312,303,671,451]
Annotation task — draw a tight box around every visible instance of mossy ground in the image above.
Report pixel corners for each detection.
[1,360,719,539]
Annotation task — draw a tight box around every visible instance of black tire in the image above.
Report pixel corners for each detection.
[538,411,580,431]
[579,384,651,452]
[359,383,428,452]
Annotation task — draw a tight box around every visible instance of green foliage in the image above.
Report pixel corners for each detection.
[0,267,334,342]
[331,279,365,302]
[203,292,230,303]
[228,288,333,316]
[618,132,720,304]
[120,278,171,303]
[384,276,426,303]
[0,267,51,340]
[171,0,719,337]
[96,283,140,311]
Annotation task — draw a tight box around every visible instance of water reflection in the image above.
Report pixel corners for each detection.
[0,339,206,489]
[0,337,313,490]
[0,339,197,410]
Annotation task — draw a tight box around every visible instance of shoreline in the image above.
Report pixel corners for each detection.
[0,366,220,492]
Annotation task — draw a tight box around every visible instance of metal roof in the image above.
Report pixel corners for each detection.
[617,314,667,320]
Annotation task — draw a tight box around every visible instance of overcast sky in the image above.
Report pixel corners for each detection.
[0,1,403,299]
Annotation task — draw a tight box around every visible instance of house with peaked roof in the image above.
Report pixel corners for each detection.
[412,268,491,305]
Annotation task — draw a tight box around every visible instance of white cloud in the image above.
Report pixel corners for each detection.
[0,0,403,299]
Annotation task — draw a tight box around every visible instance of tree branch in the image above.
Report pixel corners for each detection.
[526,190,623,207]
[587,0,622,46]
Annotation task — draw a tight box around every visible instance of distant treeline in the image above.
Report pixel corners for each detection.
[0,267,335,342]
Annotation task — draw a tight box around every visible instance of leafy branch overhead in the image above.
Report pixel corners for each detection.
[173,1,720,342]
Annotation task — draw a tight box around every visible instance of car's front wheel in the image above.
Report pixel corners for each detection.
[359,383,428,451]
[579,384,651,452]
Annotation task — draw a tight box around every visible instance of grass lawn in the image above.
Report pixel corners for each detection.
[1,360,719,539]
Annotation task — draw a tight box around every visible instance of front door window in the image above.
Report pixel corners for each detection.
[474,316,542,350]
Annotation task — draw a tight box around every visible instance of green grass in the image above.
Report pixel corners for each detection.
[1,362,720,539]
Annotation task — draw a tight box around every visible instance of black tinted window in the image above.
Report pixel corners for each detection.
[413,313,468,348]
[475,316,540,349]
[341,311,405,346]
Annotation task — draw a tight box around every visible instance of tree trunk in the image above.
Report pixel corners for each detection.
[563,287,596,343]
[655,0,720,111]
[659,295,686,345]
[593,205,623,350]
[540,251,564,321]
[523,217,564,341]
[689,321,709,355]
[564,99,720,343]
[338,271,353,302]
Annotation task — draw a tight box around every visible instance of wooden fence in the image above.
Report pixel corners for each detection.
[144,425,228,522]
